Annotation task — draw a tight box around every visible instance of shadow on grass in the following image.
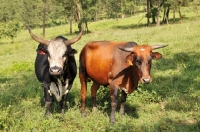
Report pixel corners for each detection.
[111,15,198,30]
[47,89,77,114]
[0,72,78,115]
[0,77,12,84]
[0,73,42,108]
[83,83,139,119]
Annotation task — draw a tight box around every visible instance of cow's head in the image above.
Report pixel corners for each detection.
[27,26,83,76]
[119,44,168,84]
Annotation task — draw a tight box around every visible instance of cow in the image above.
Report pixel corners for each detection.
[27,26,83,115]
[79,41,168,123]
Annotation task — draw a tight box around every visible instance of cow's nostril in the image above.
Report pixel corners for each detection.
[50,68,53,72]
[49,66,62,75]
[143,78,150,83]
[57,68,61,73]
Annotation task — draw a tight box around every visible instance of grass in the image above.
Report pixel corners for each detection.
[0,7,200,131]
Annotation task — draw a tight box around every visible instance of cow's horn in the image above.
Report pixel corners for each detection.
[64,26,83,46]
[118,47,133,52]
[26,25,49,45]
[152,44,168,50]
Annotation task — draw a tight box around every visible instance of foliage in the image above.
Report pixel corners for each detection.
[0,0,199,40]
[0,21,21,41]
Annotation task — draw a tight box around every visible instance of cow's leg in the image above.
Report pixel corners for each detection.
[43,81,53,116]
[79,70,87,117]
[110,84,118,124]
[91,82,100,112]
[120,90,127,116]
[59,94,67,114]
[59,83,73,114]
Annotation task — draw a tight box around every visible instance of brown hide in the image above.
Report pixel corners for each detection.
[79,41,139,93]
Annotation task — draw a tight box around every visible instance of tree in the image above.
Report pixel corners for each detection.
[0,0,22,41]
[156,0,161,26]
[43,0,47,38]
[80,0,98,33]
[0,21,20,42]
[162,0,171,24]
[147,0,150,26]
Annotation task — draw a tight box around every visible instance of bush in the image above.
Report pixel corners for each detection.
[0,21,21,41]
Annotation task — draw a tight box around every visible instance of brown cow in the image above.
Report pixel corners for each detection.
[79,41,168,123]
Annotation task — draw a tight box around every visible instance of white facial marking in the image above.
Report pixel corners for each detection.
[48,40,67,68]
[140,48,145,51]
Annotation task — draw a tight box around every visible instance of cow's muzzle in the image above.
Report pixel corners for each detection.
[140,76,152,84]
[49,66,63,76]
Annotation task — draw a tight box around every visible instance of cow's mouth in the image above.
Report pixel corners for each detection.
[49,66,63,76]
[140,76,152,84]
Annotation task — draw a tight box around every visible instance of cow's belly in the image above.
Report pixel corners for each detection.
[85,57,113,85]
[49,79,69,102]
[86,63,110,85]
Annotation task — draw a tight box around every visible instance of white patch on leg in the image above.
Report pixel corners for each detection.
[48,90,52,96]
[64,79,69,94]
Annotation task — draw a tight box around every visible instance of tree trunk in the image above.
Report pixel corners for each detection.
[152,17,156,24]
[173,9,176,23]
[166,7,170,24]
[76,2,81,24]
[70,17,72,35]
[121,0,125,18]
[156,0,160,26]
[163,6,170,24]
[162,6,166,23]
[85,22,89,33]
[147,0,150,26]
[178,4,182,23]
[42,0,46,38]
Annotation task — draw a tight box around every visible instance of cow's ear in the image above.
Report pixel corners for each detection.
[68,49,77,56]
[151,52,162,60]
[125,54,134,66]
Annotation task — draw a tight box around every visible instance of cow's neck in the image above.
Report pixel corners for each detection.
[49,74,69,102]
[53,76,65,86]
[122,66,139,94]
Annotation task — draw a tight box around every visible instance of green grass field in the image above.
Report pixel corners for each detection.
[0,8,200,131]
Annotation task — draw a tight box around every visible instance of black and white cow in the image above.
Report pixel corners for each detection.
[27,26,82,115]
